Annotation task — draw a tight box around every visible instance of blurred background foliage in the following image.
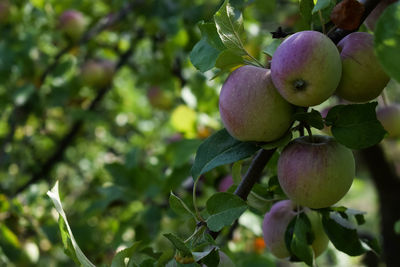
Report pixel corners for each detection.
[0,0,398,266]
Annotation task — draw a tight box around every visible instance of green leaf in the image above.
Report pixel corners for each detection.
[294,109,324,130]
[163,233,192,257]
[232,160,242,184]
[214,0,247,55]
[321,212,366,256]
[374,1,400,83]
[259,131,293,150]
[312,0,331,14]
[13,84,35,106]
[166,139,202,168]
[169,192,196,219]
[191,246,217,262]
[215,50,244,71]
[190,22,226,72]
[263,39,282,57]
[325,103,386,149]
[191,129,259,180]
[360,236,381,256]
[395,220,400,234]
[206,192,248,232]
[299,0,314,28]
[111,242,142,267]
[198,248,219,267]
[285,213,314,266]
[47,181,96,267]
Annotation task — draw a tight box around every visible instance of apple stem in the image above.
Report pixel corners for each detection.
[305,125,314,142]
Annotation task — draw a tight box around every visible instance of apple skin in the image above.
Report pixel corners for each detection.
[271,31,342,107]
[219,65,295,142]
[0,0,10,24]
[146,86,174,110]
[335,32,390,103]
[262,200,329,259]
[377,104,400,139]
[365,0,398,31]
[58,10,86,42]
[218,175,234,192]
[277,135,355,209]
[81,60,115,88]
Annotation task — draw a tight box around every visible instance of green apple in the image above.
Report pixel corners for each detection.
[335,32,390,102]
[81,59,115,88]
[278,135,355,209]
[377,104,400,139]
[262,200,329,259]
[271,31,342,107]
[58,10,86,42]
[219,65,294,142]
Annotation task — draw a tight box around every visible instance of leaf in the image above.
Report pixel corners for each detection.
[294,109,324,130]
[198,248,219,267]
[169,192,196,219]
[299,0,315,28]
[321,212,366,256]
[191,129,259,180]
[263,39,282,57]
[190,22,226,72]
[13,84,35,106]
[325,103,386,149]
[330,0,365,30]
[259,131,293,150]
[232,160,242,184]
[47,181,96,267]
[215,50,244,72]
[360,236,381,256]
[163,233,192,257]
[111,242,142,267]
[374,1,400,83]
[285,213,314,266]
[214,0,247,55]
[312,0,331,14]
[206,192,248,232]
[191,246,217,262]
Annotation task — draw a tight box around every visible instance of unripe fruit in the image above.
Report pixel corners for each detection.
[271,31,342,107]
[377,104,400,139]
[219,65,294,142]
[335,32,390,102]
[218,175,233,192]
[146,86,174,110]
[278,135,355,209]
[81,60,115,88]
[58,10,86,42]
[262,200,329,259]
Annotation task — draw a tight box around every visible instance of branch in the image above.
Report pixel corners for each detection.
[11,46,135,197]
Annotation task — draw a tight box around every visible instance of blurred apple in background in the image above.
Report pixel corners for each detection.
[81,59,115,88]
[377,104,400,139]
[58,10,87,42]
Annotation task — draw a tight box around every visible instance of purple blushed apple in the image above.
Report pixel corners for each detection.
[58,10,86,42]
[278,135,355,209]
[335,32,390,102]
[0,0,10,24]
[219,65,294,142]
[81,59,115,88]
[377,104,400,139]
[147,86,174,110]
[262,200,329,259]
[271,31,342,107]
[218,175,234,192]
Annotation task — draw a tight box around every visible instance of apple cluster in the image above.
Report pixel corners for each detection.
[218,29,392,260]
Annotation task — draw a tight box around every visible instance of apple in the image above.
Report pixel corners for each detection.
[271,31,342,107]
[0,0,10,24]
[218,175,234,192]
[262,200,329,259]
[377,104,400,139]
[278,135,355,209]
[335,32,390,102]
[81,59,115,88]
[146,86,174,110]
[219,65,294,142]
[365,0,398,31]
[58,10,86,42]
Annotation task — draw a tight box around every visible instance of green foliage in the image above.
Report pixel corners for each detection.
[374,1,400,83]
[325,102,387,149]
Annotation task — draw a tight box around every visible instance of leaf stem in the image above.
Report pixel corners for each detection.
[318,10,326,34]
[192,178,204,222]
